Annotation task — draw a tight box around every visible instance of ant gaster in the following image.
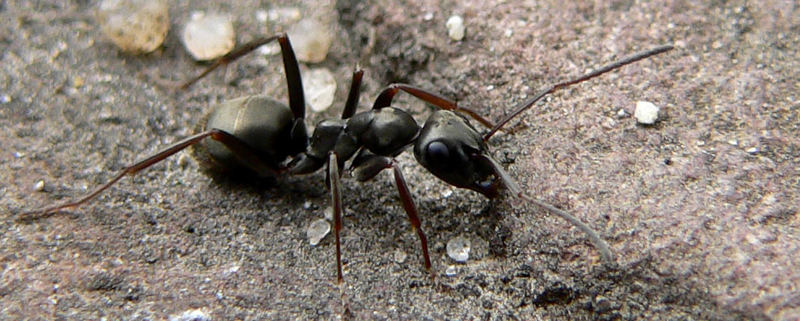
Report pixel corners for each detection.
[21,34,673,281]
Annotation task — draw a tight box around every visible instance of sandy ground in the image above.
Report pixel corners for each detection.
[1,0,798,320]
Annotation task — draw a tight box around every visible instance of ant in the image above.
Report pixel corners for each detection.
[20,33,673,282]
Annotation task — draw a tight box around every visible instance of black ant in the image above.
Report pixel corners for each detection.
[20,33,673,282]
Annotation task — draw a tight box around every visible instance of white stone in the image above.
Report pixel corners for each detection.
[169,309,211,321]
[96,0,169,54]
[393,249,408,264]
[267,7,302,24]
[182,12,236,61]
[634,100,659,124]
[302,68,337,112]
[255,10,268,23]
[307,218,331,246]
[446,15,465,41]
[445,265,458,276]
[446,236,471,262]
[440,189,453,198]
[33,180,45,192]
[288,18,333,63]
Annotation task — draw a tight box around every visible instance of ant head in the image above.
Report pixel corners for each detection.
[413,110,505,198]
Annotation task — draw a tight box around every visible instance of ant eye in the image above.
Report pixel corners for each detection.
[426,141,450,162]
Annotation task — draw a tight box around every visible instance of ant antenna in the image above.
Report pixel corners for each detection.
[480,154,615,263]
[483,44,674,141]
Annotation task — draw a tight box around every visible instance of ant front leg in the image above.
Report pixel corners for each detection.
[351,152,433,277]
[373,84,495,129]
[19,129,278,222]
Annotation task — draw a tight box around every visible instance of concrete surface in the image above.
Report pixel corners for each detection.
[1,0,798,320]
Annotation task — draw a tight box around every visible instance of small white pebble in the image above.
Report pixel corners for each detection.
[504,28,513,37]
[267,7,302,24]
[634,100,659,125]
[445,265,458,277]
[302,67,337,112]
[446,236,471,263]
[258,43,281,56]
[223,264,240,276]
[746,147,759,154]
[307,218,331,246]
[0,94,10,104]
[96,0,169,54]
[446,15,465,41]
[255,10,268,23]
[616,108,629,118]
[33,180,45,192]
[601,117,617,129]
[182,12,236,61]
[288,18,333,63]
[393,249,407,264]
[727,139,739,146]
[423,12,434,21]
[440,189,453,198]
[169,309,211,321]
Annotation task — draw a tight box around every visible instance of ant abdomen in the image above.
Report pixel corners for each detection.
[197,95,297,174]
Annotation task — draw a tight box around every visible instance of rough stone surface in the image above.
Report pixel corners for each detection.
[1,0,797,320]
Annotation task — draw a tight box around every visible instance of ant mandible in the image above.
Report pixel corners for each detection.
[20,33,673,282]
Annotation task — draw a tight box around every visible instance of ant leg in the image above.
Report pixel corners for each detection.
[19,129,278,222]
[483,44,673,141]
[327,152,345,282]
[476,153,615,264]
[341,68,364,120]
[180,34,306,120]
[181,35,280,89]
[276,35,306,120]
[351,154,433,276]
[372,84,494,128]
[389,160,433,274]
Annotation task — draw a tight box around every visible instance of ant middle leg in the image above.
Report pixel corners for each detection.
[350,153,433,277]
